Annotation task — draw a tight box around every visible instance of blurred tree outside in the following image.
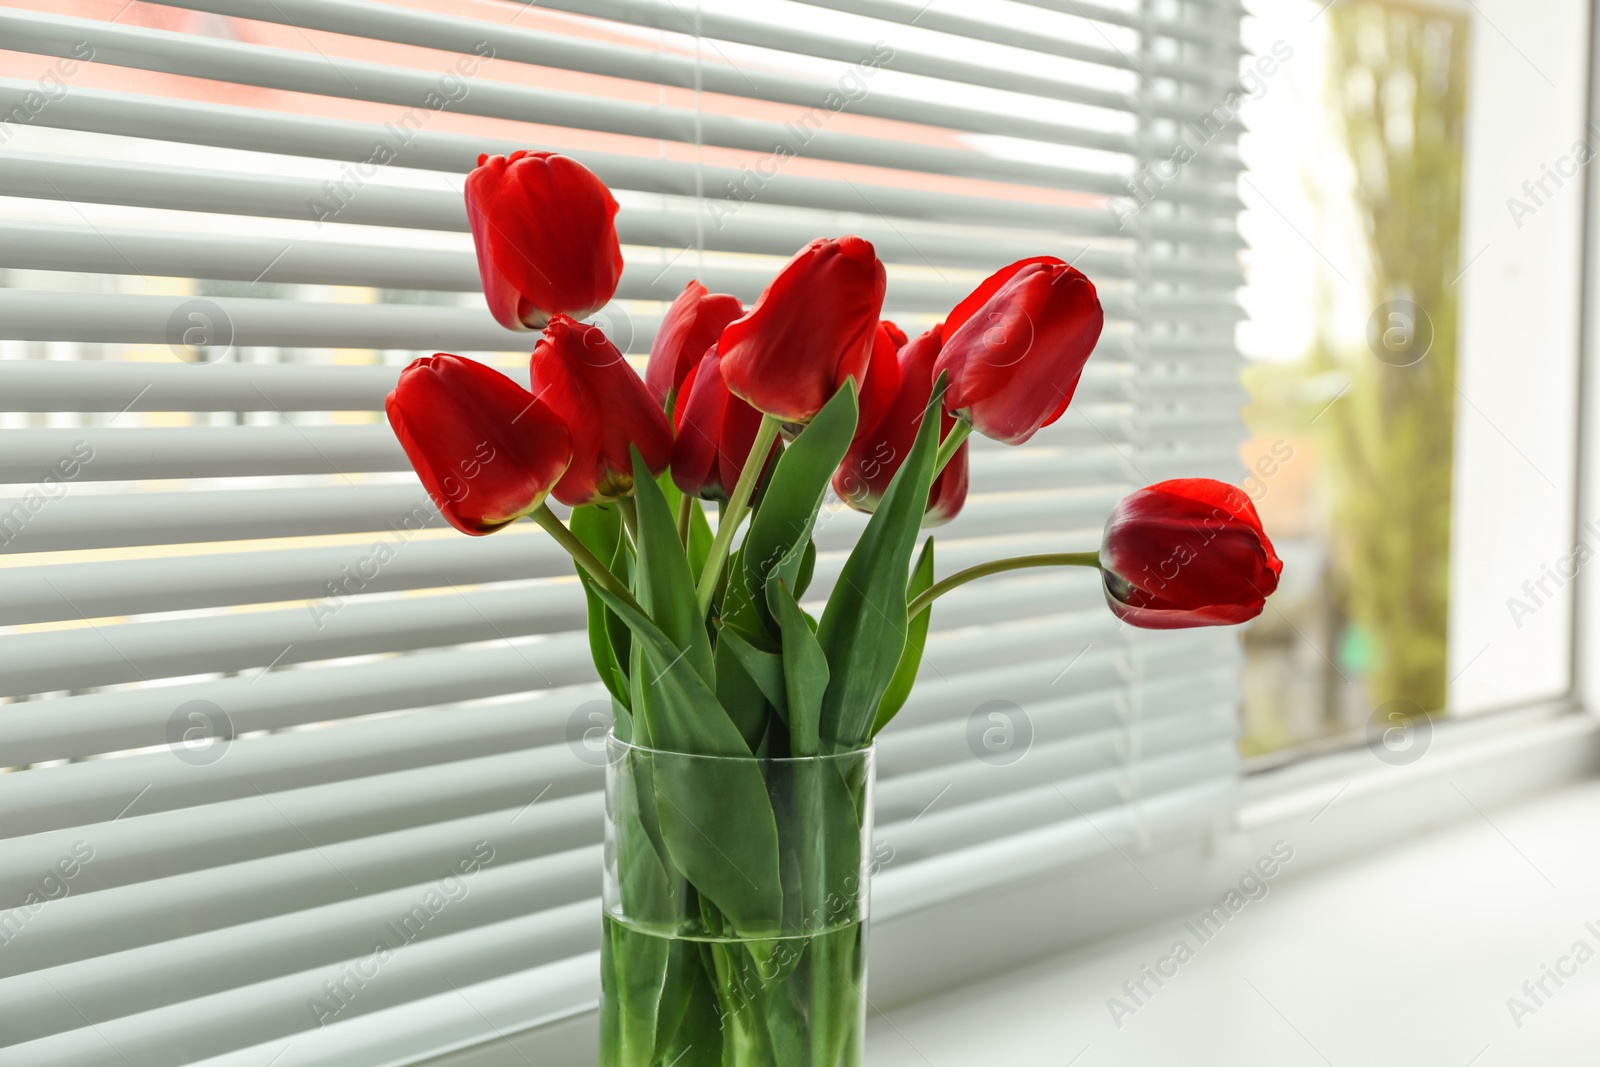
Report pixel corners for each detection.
[1239,0,1468,753]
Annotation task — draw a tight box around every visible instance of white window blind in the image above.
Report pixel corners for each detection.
[0,1,1248,1064]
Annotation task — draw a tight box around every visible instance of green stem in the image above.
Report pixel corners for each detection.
[676,491,695,547]
[616,496,639,542]
[933,416,972,476]
[695,413,781,615]
[907,551,1101,620]
[532,503,647,617]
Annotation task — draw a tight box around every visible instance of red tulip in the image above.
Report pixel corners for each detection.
[934,257,1103,445]
[719,236,886,424]
[529,315,672,506]
[465,151,623,331]
[879,320,908,351]
[645,281,744,406]
[671,347,779,501]
[1099,478,1283,629]
[854,321,904,446]
[386,354,571,536]
[833,327,968,527]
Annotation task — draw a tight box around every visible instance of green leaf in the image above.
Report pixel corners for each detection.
[655,938,723,1066]
[722,384,857,639]
[718,625,788,721]
[588,581,784,935]
[570,504,631,706]
[630,449,714,689]
[687,496,714,580]
[806,925,866,1067]
[713,546,777,750]
[599,917,670,1066]
[570,501,623,560]
[769,579,828,757]
[576,571,628,707]
[872,536,935,737]
[712,635,775,750]
[613,751,677,927]
[793,538,817,600]
[815,382,943,751]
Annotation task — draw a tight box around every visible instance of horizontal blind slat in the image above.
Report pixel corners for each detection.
[178,956,598,1067]
[0,747,589,897]
[0,289,1241,349]
[0,581,589,699]
[0,218,1245,294]
[0,359,1243,414]
[783,0,1238,84]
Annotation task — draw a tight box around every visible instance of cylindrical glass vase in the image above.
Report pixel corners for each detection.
[600,733,876,1067]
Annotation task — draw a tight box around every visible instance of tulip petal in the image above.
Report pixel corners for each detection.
[646,281,744,405]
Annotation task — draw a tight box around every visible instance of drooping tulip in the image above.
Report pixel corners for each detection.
[1098,478,1283,629]
[934,256,1103,445]
[645,281,745,406]
[719,236,886,424]
[386,354,572,535]
[465,151,623,331]
[530,315,672,506]
[832,327,968,527]
[671,347,779,501]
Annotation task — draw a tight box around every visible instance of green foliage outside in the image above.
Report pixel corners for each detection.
[1242,0,1469,750]
[1321,1,1469,717]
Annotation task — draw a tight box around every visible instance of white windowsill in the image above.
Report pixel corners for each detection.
[871,763,1600,1065]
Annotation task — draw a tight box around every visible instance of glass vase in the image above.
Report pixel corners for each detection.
[600,733,876,1067]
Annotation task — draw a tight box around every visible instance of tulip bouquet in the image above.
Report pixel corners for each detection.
[385,151,1282,1067]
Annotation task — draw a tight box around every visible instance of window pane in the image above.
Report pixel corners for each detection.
[1236,0,1587,758]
